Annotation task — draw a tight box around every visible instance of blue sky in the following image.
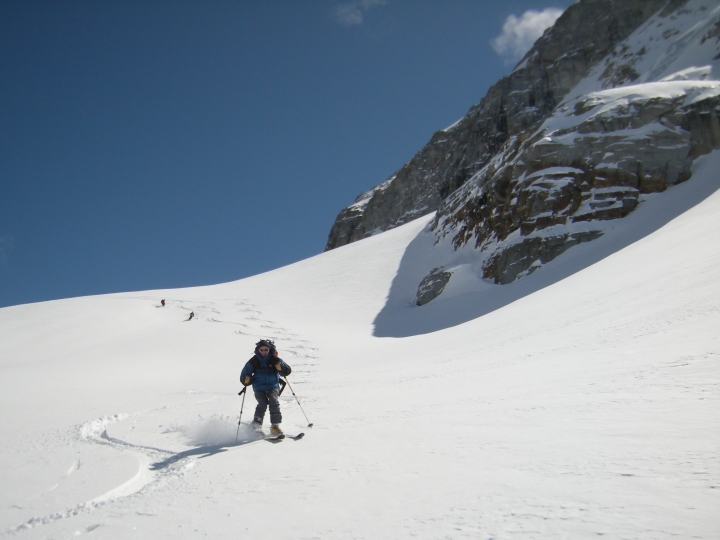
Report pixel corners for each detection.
[0,0,572,308]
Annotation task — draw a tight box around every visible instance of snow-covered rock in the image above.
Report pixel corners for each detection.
[326,0,681,250]
[431,0,720,289]
[327,0,720,304]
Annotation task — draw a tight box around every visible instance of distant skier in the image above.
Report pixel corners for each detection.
[161,299,165,307]
[240,340,292,436]
[186,311,194,321]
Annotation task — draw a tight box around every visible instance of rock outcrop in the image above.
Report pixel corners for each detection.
[432,10,720,286]
[415,268,453,306]
[325,0,681,251]
[326,0,720,308]
[481,231,604,285]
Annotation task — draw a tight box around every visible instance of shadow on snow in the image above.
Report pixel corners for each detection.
[373,153,720,337]
[150,435,261,471]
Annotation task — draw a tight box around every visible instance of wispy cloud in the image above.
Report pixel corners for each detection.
[335,0,388,27]
[492,8,563,63]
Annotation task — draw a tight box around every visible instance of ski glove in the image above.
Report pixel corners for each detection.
[242,375,252,386]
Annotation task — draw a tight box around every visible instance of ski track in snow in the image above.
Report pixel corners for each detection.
[2,298,317,537]
[2,6,719,537]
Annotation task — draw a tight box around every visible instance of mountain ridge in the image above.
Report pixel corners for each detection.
[327,0,720,307]
[325,0,685,250]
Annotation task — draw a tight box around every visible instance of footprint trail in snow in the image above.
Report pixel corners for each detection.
[4,297,318,537]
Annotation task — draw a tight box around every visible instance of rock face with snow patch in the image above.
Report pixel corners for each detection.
[432,4,720,286]
[327,0,720,306]
[482,231,605,285]
[325,0,681,251]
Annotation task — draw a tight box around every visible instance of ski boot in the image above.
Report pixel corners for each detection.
[270,424,283,436]
[252,418,263,433]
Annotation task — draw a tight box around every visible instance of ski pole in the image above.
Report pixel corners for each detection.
[283,377,313,427]
[235,386,247,444]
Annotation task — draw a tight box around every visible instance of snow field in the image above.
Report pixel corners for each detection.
[2,3,719,537]
[1,153,718,538]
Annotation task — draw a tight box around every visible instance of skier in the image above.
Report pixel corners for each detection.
[161,299,165,307]
[186,311,194,321]
[240,339,291,436]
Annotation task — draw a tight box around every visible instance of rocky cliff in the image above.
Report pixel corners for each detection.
[431,0,720,292]
[325,0,686,250]
[327,0,720,308]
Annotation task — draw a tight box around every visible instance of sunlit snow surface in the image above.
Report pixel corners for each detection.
[2,1,720,533]
[1,150,719,538]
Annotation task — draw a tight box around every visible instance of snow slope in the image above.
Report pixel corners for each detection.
[1,152,719,538]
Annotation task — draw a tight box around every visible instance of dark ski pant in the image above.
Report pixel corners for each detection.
[254,388,281,425]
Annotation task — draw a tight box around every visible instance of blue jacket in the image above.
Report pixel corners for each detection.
[240,347,291,392]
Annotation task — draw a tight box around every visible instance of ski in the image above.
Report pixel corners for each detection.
[264,432,304,443]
